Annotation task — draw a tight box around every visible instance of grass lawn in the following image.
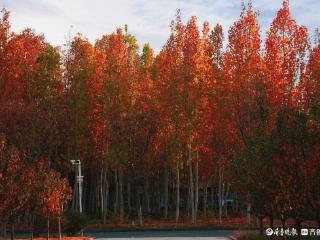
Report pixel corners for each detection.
[84,214,318,232]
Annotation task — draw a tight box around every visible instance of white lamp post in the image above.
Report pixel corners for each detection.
[70,159,83,213]
[70,159,83,235]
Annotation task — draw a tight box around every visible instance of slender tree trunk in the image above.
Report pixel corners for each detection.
[10,222,14,240]
[82,180,87,213]
[103,177,109,224]
[72,167,78,211]
[1,222,7,238]
[317,215,320,240]
[270,214,274,228]
[188,143,195,223]
[127,176,131,215]
[163,162,169,219]
[211,176,215,213]
[224,185,230,217]
[88,181,94,215]
[187,186,190,217]
[246,193,251,225]
[4,222,7,238]
[119,168,124,222]
[137,189,143,227]
[139,204,143,227]
[281,214,286,236]
[114,170,119,214]
[295,218,302,240]
[157,171,161,212]
[203,182,208,216]
[58,216,61,239]
[47,216,49,240]
[175,165,180,224]
[100,168,104,219]
[194,156,199,222]
[218,159,223,223]
[30,214,34,240]
[258,215,264,236]
[144,171,150,213]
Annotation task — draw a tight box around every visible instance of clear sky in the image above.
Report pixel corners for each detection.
[0,0,319,52]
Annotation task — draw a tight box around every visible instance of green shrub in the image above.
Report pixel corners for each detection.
[63,210,88,236]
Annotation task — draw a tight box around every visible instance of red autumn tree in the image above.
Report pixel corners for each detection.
[39,168,72,240]
[224,2,264,224]
[265,0,309,116]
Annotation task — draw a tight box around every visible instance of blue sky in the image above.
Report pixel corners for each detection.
[0,0,319,52]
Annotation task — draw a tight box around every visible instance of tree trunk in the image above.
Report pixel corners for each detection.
[317,215,320,240]
[218,159,223,224]
[103,177,109,224]
[10,222,14,240]
[114,170,119,214]
[144,171,150,213]
[203,182,208,216]
[194,156,199,222]
[295,218,302,240]
[211,176,215,213]
[246,193,251,225]
[58,216,61,239]
[224,185,230,217]
[88,181,95,215]
[258,215,264,236]
[119,168,124,222]
[139,205,143,227]
[270,214,274,228]
[188,143,195,223]
[127,176,131,215]
[72,167,78,211]
[187,186,190,217]
[175,165,180,224]
[30,214,34,240]
[1,222,7,238]
[281,214,285,231]
[163,162,169,219]
[157,171,161,212]
[100,168,104,219]
[47,216,49,240]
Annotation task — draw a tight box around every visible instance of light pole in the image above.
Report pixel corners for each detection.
[70,159,83,235]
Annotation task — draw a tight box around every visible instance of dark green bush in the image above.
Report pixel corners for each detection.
[63,210,88,236]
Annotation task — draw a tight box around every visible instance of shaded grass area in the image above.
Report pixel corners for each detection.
[85,214,318,232]
[85,215,259,232]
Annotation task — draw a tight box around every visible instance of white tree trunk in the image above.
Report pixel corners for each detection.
[58,216,61,239]
[195,155,199,222]
[175,164,180,223]
[163,162,169,219]
[246,193,251,225]
[218,159,223,224]
[100,168,104,218]
[188,143,195,223]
